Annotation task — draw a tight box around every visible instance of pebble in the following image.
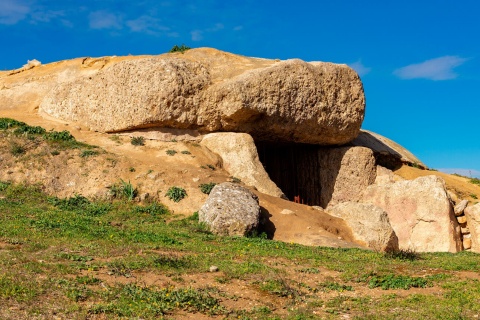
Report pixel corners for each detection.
[209,265,219,272]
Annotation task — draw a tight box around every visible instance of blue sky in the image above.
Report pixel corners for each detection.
[1,0,479,177]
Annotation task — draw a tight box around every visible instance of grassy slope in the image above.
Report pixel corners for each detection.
[1,183,480,319]
[1,118,480,319]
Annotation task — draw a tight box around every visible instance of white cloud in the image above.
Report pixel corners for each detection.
[191,23,224,41]
[0,0,30,25]
[233,25,243,31]
[89,10,122,30]
[394,56,468,81]
[348,60,371,77]
[30,10,64,23]
[191,30,203,41]
[437,168,480,178]
[126,15,169,35]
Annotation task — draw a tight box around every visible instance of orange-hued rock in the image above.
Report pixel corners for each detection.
[26,48,365,144]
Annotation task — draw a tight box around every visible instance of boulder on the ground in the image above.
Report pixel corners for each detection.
[200,132,285,198]
[319,146,376,208]
[465,204,480,253]
[327,202,398,252]
[38,48,365,145]
[361,175,462,252]
[199,182,260,236]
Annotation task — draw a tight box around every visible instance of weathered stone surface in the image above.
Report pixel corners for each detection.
[465,204,480,253]
[199,182,260,236]
[40,57,211,132]
[38,48,365,145]
[200,132,285,198]
[454,200,469,216]
[351,130,427,169]
[362,175,462,252]
[327,202,398,252]
[319,146,376,208]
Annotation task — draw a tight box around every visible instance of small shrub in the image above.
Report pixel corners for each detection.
[169,44,191,53]
[166,149,177,156]
[166,186,187,202]
[110,180,138,201]
[181,150,191,155]
[470,178,480,186]
[51,150,60,156]
[14,125,46,135]
[471,194,478,199]
[0,118,24,129]
[80,150,99,158]
[131,136,145,146]
[10,143,25,156]
[129,167,136,172]
[199,182,216,195]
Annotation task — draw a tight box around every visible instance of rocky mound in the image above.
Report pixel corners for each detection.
[34,48,365,145]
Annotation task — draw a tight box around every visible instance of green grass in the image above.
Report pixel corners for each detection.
[1,181,480,319]
[166,149,177,156]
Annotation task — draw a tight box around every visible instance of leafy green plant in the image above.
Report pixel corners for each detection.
[181,150,191,155]
[199,182,216,195]
[471,194,478,199]
[166,149,177,156]
[130,136,145,146]
[166,186,187,202]
[129,167,135,172]
[367,274,430,290]
[169,44,191,53]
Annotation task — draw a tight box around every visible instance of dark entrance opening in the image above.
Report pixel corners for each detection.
[255,141,323,206]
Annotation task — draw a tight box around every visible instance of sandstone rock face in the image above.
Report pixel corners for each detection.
[199,182,260,236]
[319,146,376,208]
[328,202,398,252]
[362,175,462,252]
[465,204,480,253]
[200,132,285,198]
[38,48,365,145]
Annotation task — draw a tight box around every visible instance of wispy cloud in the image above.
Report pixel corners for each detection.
[191,30,203,41]
[437,168,480,178]
[0,0,30,25]
[394,56,468,80]
[89,10,122,30]
[126,15,170,35]
[190,23,224,41]
[348,60,371,77]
